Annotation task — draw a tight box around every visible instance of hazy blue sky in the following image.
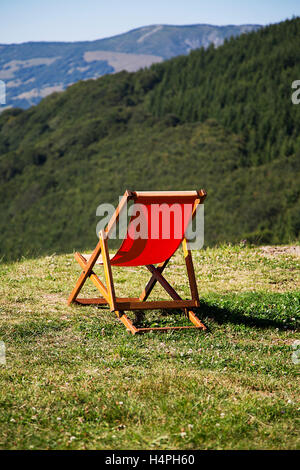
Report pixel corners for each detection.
[1,0,299,44]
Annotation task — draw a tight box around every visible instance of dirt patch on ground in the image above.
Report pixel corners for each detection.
[259,246,300,257]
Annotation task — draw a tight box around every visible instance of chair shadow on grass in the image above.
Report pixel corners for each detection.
[127,303,295,331]
[194,300,296,331]
[96,301,296,331]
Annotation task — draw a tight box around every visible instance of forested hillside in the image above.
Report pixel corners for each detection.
[146,18,300,165]
[0,18,299,261]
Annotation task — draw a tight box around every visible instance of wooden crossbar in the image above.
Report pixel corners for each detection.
[136,326,202,333]
[75,298,197,309]
[67,240,103,305]
[146,264,182,301]
[139,260,169,301]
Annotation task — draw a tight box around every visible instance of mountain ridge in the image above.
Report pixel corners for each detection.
[0,23,261,109]
[0,23,262,46]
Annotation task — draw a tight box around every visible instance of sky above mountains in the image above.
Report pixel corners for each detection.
[1,0,299,44]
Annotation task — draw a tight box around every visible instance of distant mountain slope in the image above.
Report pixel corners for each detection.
[0,23,260,109]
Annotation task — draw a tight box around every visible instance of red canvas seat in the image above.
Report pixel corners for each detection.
[68,190,207,334]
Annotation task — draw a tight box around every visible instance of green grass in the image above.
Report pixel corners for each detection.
[0,244,299,449]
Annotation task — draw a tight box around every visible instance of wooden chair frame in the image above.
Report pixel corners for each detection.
[68,190,207,334]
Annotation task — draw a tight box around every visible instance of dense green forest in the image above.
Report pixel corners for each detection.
[0,18,299,261]
[146,18,300,165]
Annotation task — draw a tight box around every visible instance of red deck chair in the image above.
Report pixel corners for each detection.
[68,190,207,334]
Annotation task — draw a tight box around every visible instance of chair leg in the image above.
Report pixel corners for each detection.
[182,238,200,306]
[187,310,207,330]
[68,239,103,305]
[73,252,110,304]
[115,310,139,335]
[99,230,117,311]
[181,239,206,329]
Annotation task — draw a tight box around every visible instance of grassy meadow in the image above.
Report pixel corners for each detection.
[0,243,299,450]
